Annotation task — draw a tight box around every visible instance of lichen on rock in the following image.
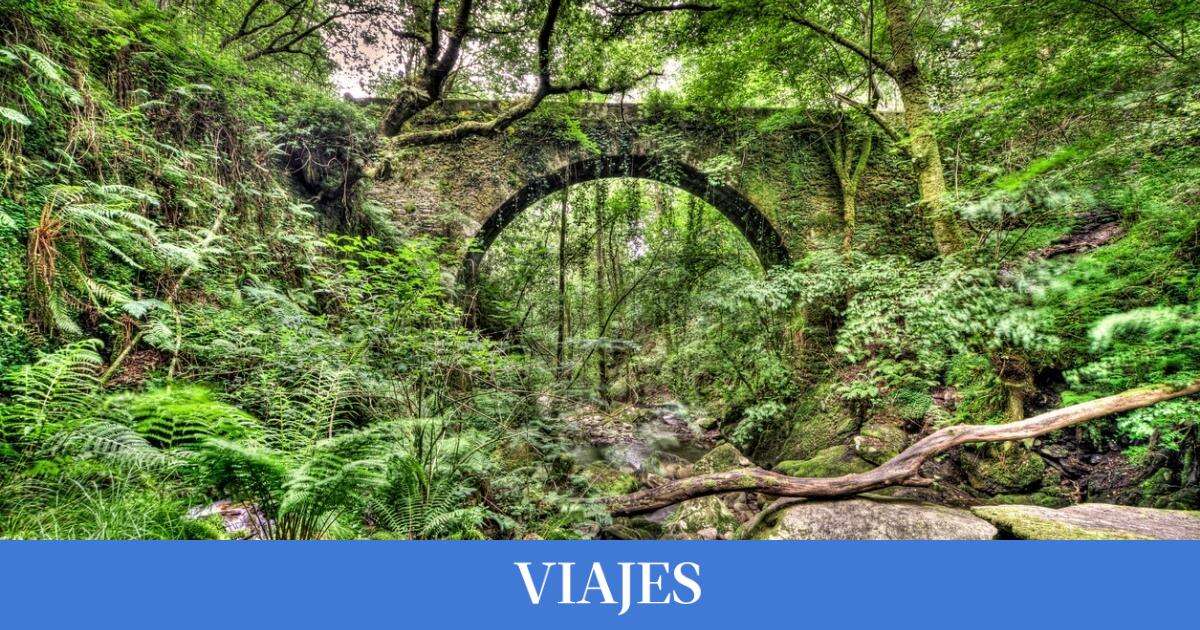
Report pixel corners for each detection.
[755,497,998,540]
[971,503,1200,540]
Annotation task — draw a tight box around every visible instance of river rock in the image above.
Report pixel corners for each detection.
[692,443,752,473]
[971,503,1200,540]
[852,423,907,465]
[664,444,751,539]
[754,498,998,540]
[777,384,859,461]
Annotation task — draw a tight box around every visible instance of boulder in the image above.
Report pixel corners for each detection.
[775,445,873,478]
[692,443,752,474]
[580,462,640,496]
[972,503,1200,540]
[599,517,663,540]
[852,423,908,465]
[754,497,997,540]
[664,444,751,539]
[777,384,859,461]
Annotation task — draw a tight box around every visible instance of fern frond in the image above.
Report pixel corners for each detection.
[115,386,259,449]
[0,339,102,437]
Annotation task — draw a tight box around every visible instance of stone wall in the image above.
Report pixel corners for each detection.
[361,100,929,266]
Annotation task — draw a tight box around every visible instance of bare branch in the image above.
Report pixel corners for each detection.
[602,378,1200,516]
[605,1,716,18]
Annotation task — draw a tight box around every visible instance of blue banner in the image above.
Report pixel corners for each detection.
[1,541,1194,628]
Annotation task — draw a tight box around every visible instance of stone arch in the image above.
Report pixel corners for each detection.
[458,154,791,289]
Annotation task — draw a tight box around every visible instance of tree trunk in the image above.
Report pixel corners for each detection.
[841,188,857,255]
[882,0,962,255]
[602,378,1200,515]
[381,83,437,137]
[992,352,1035,422]
[593,183,610,400]
[555,188,568,379]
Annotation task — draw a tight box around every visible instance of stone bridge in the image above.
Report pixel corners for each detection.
[362,99,920,285]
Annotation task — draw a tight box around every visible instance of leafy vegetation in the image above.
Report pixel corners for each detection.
[2,0,1199,538]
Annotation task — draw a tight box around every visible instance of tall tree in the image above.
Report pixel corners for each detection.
[555,187,569,379]
[785,0,963,253]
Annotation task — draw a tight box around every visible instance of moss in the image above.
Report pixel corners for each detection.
[776,445,873,478]
[666,497,740,537]
[778,384,860,461]
[853,423,907,465]
[986,490,1072,509]
[971,506,1150,540]
[581,463,639,496]
[693,443,750,474]
[960,443,1046,494]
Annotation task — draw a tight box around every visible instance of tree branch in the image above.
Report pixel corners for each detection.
[244,8,375,61]
[833,92,901,142]
[785,14,898,81]
[1076,0,1186,63]
[601,378,1200,516]
[390,0,657,146]
[605,1,716,18]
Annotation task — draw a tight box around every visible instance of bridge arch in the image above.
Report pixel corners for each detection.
[458,154,791,288]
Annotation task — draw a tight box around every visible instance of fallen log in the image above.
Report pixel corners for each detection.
[602,379,1200,516]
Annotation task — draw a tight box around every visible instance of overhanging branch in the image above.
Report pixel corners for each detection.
[390,0,657,146]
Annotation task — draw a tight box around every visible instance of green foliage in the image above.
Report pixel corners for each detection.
[1065,304,1200,457]
[117,386,257,449]
[4,0,1200,536]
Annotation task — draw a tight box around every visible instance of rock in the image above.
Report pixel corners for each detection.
[692,443,751,474]
[777,384,859,461]
[664,443,749,540]
[186,500,268,539]
[972,503,1200,540]
[959,443,1046,494]
[775,445,873,478]
[599,518,663,540]
[986,489,1072,509]
[852,423,907,465]
[664,496,740,539]
[755,498,998,540]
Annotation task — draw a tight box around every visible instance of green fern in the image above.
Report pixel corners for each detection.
[0,339,103,442]
[115,385,258,449]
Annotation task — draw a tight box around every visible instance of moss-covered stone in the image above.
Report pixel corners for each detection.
[664,497,740,539]
[852,423,907,465]
[972,504,1200,540]
[777,384,860,462]
[664,443,751,539]
[600,517,663,540]
[775,445,873,478]
[986,489,1072,509]
[692,443,752,475]
[959,443,1046,494]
